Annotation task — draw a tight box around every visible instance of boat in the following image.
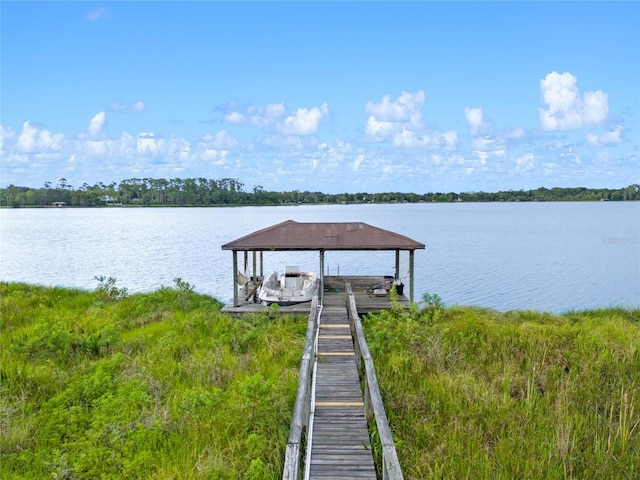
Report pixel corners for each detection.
[257,266,317,306]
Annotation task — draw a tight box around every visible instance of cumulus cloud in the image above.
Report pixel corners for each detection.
[136,132,162,155]
[365,116,394,140]
[16,121,64,152]
[224,102,286,126]
[353,154,365,171]
[198,130,239,150]
[365,91,424,141]
[515,153,535,173]
[539,71,609,131]
[86,7,109,22]
[464,107,493,136]
[200,148,229,165]
[110,100,145,113]
[225,111,246,124]
[585,125,623,147]
[365,90,424,123]
[363,90,457,150]
[0,125,14,152]
[392,128,458,149]
[87,112,106,138]
[17,122,37,151]
[279,103,329,135]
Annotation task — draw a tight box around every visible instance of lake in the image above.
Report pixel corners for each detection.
[1,202,638,313]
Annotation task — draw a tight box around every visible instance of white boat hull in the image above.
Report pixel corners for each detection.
[257,268,317,306]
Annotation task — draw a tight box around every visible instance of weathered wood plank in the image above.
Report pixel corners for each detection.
[307,305,377,480]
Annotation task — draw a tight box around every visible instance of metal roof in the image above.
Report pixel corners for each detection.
[221,220,425,251]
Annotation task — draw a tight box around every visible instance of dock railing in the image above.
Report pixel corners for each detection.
[282,292,320,480]
[346,282,404,480]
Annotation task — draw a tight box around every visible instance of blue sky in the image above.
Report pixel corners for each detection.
[1,1,639,193]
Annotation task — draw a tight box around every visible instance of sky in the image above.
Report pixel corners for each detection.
[1,1,639,194]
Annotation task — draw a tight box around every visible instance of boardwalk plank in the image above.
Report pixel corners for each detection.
[308,306,376,480]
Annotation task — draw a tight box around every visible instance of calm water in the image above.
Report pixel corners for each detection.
[1,202,638,313]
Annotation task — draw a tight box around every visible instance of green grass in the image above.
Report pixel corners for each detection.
[4,282,639,479]
[364,301,640,479]
[0,282,307,479]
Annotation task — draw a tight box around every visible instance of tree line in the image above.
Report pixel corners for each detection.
[1,177,638,207]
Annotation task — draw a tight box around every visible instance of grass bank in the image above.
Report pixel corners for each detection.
[0,282,307,479]
[364,299,640,479]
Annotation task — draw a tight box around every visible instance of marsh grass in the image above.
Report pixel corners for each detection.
[0,282,306,479]
[364,302,640,479]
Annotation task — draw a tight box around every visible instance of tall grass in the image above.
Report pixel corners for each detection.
[0,282,307,479]
[364,301,640,479]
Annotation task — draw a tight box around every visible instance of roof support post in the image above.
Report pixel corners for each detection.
[232,250,239,307]
[259,251,264,278]
[409,249,415,303]
[252,250,257,280]
[395,250,400,281]
[319,249,325,305]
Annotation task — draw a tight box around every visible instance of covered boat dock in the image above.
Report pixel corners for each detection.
[221,220,425,314]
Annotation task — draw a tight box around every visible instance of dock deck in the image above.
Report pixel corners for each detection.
[221,275,410,317]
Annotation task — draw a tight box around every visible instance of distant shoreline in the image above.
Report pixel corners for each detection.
[1,180,638,207]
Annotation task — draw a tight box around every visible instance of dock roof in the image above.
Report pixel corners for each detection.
[221,220,425,251]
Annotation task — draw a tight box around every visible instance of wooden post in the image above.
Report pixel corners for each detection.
[232,250,238,307]
[260,251,264,278]
[319,249,325,305]
[252,250,257,280]
[395,249,400,280]
[409,249,415,303]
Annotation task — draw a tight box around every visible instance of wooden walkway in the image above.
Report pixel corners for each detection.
[306,305,376,479]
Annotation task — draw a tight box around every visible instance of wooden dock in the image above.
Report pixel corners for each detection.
[307,305,376,479]
[221,275,409,317]
[261,282,404,480]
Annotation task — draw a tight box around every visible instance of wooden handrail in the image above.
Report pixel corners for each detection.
[346,283,404,480]
[282,288,320,480]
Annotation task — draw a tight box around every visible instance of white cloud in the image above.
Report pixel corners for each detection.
[506,128,526,140]
[279,103,329,136]
[585,125,623,147]
[363,90,459,151]
[225,111,246,124]
[392,128,458,149]
[87,112,106,138]
[119,132,135,157]
[17,122,37,151]
[110,100,145,113]
[224,102,287,127]
[365,116,393,140]
[16,121,64,152]
[86,8,109,22]
[353,154,365,171]
[515,153,535,173]
[201,149,229,165]
[539,71,609,131]
[198,130,239,150]
[85,140,108,156]
[264,103,286,117]
[365,90,424,123]
[471,136,503,152]
[137,132,162,155]
[0,126,12,154]
[464,107,493,136]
